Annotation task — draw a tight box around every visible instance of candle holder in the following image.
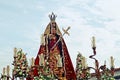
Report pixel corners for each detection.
[88,46,115,80]
[26,65,36,80]
[0,74,12,80]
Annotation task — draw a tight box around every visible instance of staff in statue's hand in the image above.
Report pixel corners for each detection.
[51,26,70,50]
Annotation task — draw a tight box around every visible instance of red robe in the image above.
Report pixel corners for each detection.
[34,37,76,80]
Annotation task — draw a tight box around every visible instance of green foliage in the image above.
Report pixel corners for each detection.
[13,48,28,78]
[76,53,91,79]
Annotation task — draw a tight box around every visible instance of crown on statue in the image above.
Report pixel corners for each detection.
[49,12,57,21]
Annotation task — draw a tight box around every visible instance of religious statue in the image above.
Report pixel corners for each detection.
[48,22,63,68]
[34,12,76,80]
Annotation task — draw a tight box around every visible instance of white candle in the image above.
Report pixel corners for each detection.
[92,36,96,48]
[38,54,44,66]
[31,57,35,66]
[6,65,10,76]
[104,60,106,65]
[85,59,87,69]
[41,34,45,45]
[82,56,86,68]
[3,67,5,75]
[110,56,114,68]
[14,47,17,57]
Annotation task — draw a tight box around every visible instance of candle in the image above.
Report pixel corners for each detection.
[41,34,45,45]
[38,54,45,66]
[82,56,86,68]
[110,56,114,68]
[6,65,10,76]
[14,47,17,57]
[3,67,5,75]
[31,57,35,66]
[104,60,106,65]
[92,36,96,48]
[85,59,87,69]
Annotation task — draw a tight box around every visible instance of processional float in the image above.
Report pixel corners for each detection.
[0,12,76,80]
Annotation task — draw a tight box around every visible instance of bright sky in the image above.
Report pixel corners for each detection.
[0,0,120,75]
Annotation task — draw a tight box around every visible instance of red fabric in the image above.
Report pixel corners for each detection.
[34,46,42,76]
[34,39,76,80]
[62,40,76,80]
[48,38,57,49]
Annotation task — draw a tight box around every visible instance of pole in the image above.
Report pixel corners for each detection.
[51,27,70,50]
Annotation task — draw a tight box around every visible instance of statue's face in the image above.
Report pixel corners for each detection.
[51,27,56,34]
[52,22,56,27]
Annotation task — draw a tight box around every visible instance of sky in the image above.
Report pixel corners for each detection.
[0,0,120,75]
